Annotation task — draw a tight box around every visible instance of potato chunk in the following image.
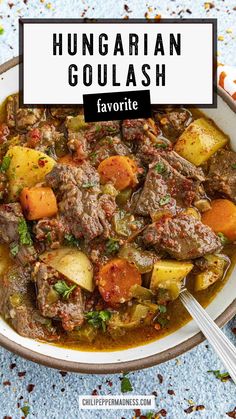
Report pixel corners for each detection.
[40,247,94,292]
[6,146,55,200]
[150,260,193,300]
[194,254,227,292]
[174,118,228,166]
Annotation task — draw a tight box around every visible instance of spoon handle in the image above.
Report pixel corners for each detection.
[179,289,236,384]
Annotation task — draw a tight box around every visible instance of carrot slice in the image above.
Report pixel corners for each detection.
[201,199,236,241]
[20,187,58,220]
[58,154,78,167]
[98,258,141,305]
[98,156,138,191]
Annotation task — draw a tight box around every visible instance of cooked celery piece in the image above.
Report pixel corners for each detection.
[66,115,87,131]
[130,284,154,300]
[116,188,132,206]
[118,244,155,273]
[113,211,144,237]
[183,207,201,220]
[108,304,149,330]
[195,254,227,292]
[69,324,98,343]
[150,260,193,300]
[101,183,118,197]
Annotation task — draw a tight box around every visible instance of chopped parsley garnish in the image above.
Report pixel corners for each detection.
[95,124,101,132]
[207,370,231,382]
[0,26,4,36]
[54,280,77,299]
[82,182,96,189]
[159,195,171,206]
[46,231,52,244]
[159,304,167,314]
[85,310,111,332]
[155,162,166,174]
[146,413,155,419]
[155,142,168,149]
[158,316,169,328]
[89,151,98,160]
[0,155,11,172]
[121,374,133,393]
[18,218,32,246]
[217,232,229,246]
[105,238,120,255]
[21,405,30,417]
[106,126,117,133]
[10,243,19,257]
[64,233,80,248]
[231,163,236,169]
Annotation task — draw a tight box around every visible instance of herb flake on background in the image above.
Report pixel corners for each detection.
[121,374,133,393]
[207,369,231,382]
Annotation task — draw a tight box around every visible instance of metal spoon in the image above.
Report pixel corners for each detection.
[179,288,236,383]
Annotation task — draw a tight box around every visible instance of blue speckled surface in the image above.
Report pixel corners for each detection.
[0,1,236,418]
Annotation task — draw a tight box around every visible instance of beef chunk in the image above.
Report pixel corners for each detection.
[26,123,65,153]
[122,118,159,141]
[67,130,88,161]
[6,94,45,131]
[143,213,222,259]
[34,217,69,248]
[50,107,82,119]
[0,203,36,265]
[33,262,84,332]
[90,136,131,166]
[0,265,58,341]
[205,149,236,203]
[0,123,10,144]
[135,156,197,216]
[154,108,192,141]
[161,151,205,181]
[46,163,116,241]
[83,120,120,143]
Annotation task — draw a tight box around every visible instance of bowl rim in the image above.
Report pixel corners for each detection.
[0,56,235,374]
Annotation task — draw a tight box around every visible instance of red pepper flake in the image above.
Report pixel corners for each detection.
[27,384,35,393]
[168,389,175,395]
[106,380,113,387]
[134,409,141,417]
[232,327,236,334]
[59,371,67,377]
[3,380,11,386]
[18,371,26,378]
[227,407,236,418]
[157,409,167,417]
[38,157,47,167]
[124,4,132,13]
[157,373,163,384]
[91,389,98,396]
[9,363,16,370]
[4,416,12,419]
[184,405,205,414]
[8,3,14,8]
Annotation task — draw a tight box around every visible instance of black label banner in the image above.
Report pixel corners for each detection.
[83,90,151,122]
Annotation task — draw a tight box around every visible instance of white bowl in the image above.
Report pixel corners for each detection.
[0,58,235,373]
